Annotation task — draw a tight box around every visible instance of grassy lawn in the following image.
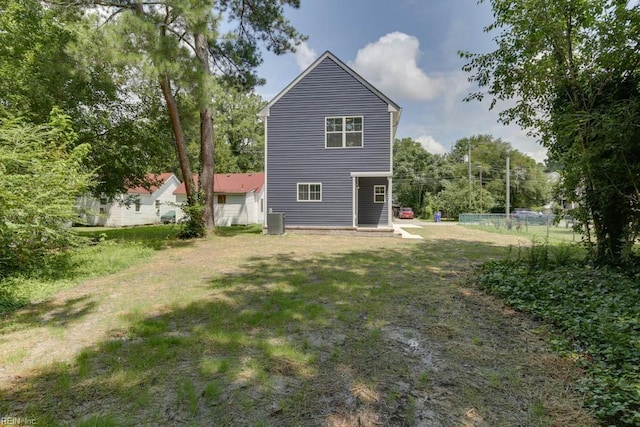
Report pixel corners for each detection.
[0,226,596,426]
[0,225,187,315]
[462,223,582,244]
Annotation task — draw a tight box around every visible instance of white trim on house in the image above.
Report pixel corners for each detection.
[389,111,394,174]
[374,185,386,203]
[324,116,364,149]
[387,177,393,225]
[258,51,402,125]
[263,116,268,224]
[389,111,394,224]
[350,171,393,178]
[352,176,357,228]
[296,182,322,202]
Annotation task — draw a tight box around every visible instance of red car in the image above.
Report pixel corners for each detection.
[398,207,414,219]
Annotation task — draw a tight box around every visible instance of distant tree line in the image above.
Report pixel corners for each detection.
[393,135,551,220]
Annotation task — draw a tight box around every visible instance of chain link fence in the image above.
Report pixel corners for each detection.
[459,213,561,229]
[459,213,580,242]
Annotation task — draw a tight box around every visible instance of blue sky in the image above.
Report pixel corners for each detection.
[254,0,547,163]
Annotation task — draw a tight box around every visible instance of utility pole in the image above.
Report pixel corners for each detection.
[468,142,472,212]
[479,167,483,214]
[506,154,510,220]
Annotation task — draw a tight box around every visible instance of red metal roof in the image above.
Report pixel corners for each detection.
[127,173,175,194]
[173,172,264,195]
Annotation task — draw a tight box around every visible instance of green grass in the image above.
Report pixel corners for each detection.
[0,225,187,315]
[74,224,183,248]
[463,223,582,244]
[0,228,596,426]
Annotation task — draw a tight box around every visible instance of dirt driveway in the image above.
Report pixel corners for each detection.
[0,225,595,426]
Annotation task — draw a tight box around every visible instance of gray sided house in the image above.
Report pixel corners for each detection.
[259,51,401,230]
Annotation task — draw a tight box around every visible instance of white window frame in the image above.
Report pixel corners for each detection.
[374,185,386,203]
[325,116,363,148]
[297,183,322,202]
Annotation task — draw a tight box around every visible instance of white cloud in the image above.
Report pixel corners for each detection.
[351,32,466,101]
[294,41,318,70]
[523,148,548,164]
[416,135,447,155]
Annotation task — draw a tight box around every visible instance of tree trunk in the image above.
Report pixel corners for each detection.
[194,32,215,231]
[200,107,215,229]
[132,2,195,206]
[159,75,195,206]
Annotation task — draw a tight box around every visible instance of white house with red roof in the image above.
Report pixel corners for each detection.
[173,172,265,226]
[77,173,181,227]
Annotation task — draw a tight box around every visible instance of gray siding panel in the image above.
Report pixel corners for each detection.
[267,57,391,227]
[358,177,389,226]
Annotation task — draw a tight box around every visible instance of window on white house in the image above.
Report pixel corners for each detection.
[297,183,322,202]
[135,199,141,212]
[374,185,386,203]
[99,196,108,205]
[217,194,226,204]
[326,116,363,148]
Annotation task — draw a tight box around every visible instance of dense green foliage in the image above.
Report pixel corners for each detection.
[0,226,179,314]
[0,0,178,196]
[0,110,93,276]
[393,137,445,218]
[478,250,640,425]
[393,135,549,218]
[213,87,266,173]
[449,135,549,211]
[462,0,640,264]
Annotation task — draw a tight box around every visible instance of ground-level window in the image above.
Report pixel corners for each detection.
[217,194,227,204]
[297,183,322,202]
[325,116,363,148]
[374,185,386,203]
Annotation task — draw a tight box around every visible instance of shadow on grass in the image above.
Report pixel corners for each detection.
[75,224,193,251]
[0,237,563,426]
[1,226,197,318]
[0,295,97,332]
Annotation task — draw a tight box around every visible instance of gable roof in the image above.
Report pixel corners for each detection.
[127,173,177,195]
[173,172,265,195]
[258,51,402,133]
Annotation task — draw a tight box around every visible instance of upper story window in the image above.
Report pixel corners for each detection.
[326,116,363,148]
